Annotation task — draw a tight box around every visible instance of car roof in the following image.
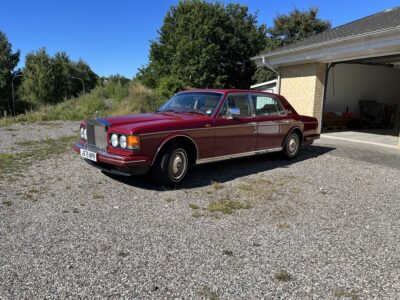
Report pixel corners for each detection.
[178,89,278,96]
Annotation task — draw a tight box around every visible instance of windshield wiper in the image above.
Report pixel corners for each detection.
[181,110,208,116]
[156,109,177,113]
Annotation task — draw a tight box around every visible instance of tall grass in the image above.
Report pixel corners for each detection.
[0,81,163,126]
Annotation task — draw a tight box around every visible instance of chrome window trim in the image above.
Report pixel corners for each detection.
[159,91,225,117]
[216,92,253,119]
[196,147,283,165]
[249,92,288,117]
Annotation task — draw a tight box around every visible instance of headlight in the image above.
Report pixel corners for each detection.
[111,134,119,147]
[119,135,127,149]
[83,128,87,140]
[80,128,84,139]
[110,134,140,150]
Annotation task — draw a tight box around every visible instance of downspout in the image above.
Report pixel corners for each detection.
[262,55,281,94]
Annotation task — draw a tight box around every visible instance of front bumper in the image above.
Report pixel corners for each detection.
[72,142,151,175]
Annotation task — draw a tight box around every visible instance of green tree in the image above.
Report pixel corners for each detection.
[157,75,186,100]
[20,49,98,105]
[253,7,331,83]
[52,51,72,100]
[137,0,267,89]
[71,59,98,95]
[0,31,20,114]
[20,48,55,105]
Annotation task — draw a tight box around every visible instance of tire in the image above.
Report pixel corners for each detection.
[282,131,301,160]
[152,143,189,187]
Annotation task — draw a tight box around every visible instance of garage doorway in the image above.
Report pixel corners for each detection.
[322,55,400,147]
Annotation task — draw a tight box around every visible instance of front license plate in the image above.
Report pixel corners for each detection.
[80,149,97,162]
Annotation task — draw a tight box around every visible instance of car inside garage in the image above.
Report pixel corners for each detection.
[323,55,400,147]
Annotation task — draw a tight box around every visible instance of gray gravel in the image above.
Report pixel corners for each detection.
[0,121,80,154]
[0,122,399,299]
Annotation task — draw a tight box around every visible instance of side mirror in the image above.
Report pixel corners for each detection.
[228,107,240,118]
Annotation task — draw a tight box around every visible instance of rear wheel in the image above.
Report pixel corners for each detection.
[283,132,301,159]
[152,143,189,187]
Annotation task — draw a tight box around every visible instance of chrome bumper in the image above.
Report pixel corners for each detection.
[72,142,150,167]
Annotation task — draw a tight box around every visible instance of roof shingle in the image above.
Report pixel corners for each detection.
[262,7,400,56]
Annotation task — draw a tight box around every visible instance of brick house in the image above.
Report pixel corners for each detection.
[252,7,400,147]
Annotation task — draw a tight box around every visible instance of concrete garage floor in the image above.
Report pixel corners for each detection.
[315,133,400,170]
[321,130,400,149]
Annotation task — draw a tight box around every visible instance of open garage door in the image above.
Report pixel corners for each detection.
[322,54,400,148]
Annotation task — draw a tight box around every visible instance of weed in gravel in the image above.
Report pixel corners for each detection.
[278,223,291,230]
[223,249,233,256]
[118,250,130,257]
[275,270,292,282]
[290,188,301,194]
[208,199,252,215]
[189,203,200,209]
[192,211,203,218]
[0,135,77,180]
[237,184,253,191]
[93,192,104,200]
[200,285,219,300]
[211,181,224,190]
[4,127,18,132]
[2,200,12,206]
[334,288,359,299]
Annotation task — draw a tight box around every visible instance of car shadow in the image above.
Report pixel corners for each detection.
[102,145,335,191]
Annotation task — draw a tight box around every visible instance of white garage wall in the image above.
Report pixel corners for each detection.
[325,64,400,114]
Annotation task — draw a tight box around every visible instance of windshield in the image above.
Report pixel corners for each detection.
[158,92,223,116]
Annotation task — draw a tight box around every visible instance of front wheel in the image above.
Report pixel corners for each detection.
[152,143,189,187]
[282,132,301,159]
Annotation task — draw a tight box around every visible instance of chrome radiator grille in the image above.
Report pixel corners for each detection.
[86,121,108,149]
[86,123,96,145]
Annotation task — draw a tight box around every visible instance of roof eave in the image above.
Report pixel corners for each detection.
[252,26,400,67]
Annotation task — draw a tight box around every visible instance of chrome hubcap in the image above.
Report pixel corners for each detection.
[169,150,187,180]
[288,136,298,154]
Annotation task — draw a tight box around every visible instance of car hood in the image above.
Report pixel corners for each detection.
[101,112,209,134]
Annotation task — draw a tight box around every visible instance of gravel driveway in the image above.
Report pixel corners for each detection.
[0,122,399,299]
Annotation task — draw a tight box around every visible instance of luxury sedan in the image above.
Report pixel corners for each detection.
[73,89,319,186]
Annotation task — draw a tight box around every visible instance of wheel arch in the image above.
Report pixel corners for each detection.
[282,126,303,148]
[151,134,199,166]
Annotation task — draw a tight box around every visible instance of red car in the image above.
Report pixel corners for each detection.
[73,89,319,186]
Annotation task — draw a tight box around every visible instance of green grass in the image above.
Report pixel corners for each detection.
[0,135,77,180]
[275,271,292,282]
[207,199,252,215]
[211,181,224,190]
[0,82,161,127]
[334,288,359,299]
[2,200,13,206]
[92,192,104,200]
[189,203,200,210]
[222,249,233,256]
[200,286,219,300]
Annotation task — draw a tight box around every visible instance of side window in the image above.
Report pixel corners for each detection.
[218,94,251,118]
[251,94,286,116]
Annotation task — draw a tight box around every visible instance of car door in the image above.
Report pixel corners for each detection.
[250,93,287,150]
[212,93,257,157]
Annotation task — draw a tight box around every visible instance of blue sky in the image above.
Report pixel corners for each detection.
[1,1,399,78]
